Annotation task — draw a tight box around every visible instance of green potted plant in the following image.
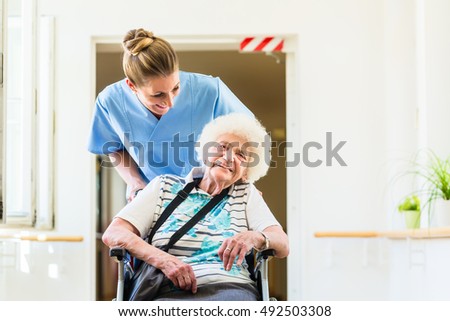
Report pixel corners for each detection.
[398,195,421,229]
[413,151,450,227]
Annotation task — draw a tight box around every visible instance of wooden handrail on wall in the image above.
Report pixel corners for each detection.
[315,231,379,238]
[0,235,84,242]
[314,227,450,239]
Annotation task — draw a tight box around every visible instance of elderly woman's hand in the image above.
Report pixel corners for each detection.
[158,253,197,293]
[218,231,263,271]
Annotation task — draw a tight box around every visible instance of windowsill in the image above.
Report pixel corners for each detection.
[314,227,450,239]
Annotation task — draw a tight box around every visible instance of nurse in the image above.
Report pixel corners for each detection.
[88,28,252,201]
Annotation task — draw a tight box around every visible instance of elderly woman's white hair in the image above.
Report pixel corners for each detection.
[196,113,271,183]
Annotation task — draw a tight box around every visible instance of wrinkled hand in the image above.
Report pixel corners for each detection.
[159,254,197,293]
[218,231,259,271]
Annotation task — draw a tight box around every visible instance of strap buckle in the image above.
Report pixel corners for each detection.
[177,189,189,199]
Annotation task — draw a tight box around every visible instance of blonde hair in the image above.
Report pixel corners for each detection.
[197,114,271,183]
[122,28,179,87]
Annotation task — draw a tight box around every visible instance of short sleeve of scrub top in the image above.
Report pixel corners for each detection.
[213,77,253,118]
[87,85,125,155]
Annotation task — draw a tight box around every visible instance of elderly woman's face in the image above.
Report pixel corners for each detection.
[205,133,253,185]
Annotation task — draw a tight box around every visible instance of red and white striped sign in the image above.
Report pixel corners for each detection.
[240,37,284,52]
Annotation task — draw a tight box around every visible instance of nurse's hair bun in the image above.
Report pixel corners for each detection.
[123,28,156,56]
[122,28,178,86]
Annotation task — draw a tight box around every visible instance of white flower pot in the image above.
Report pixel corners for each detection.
[434,199,450,227]
[402,210,421,229]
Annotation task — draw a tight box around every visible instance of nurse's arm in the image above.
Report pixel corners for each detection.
[109,149,146,201]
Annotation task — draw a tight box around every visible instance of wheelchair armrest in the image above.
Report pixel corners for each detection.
[254,249,275,301]
[109,247,129,301]
[109,247,127,262]
[255,249,275,273]
[256,249,275,261]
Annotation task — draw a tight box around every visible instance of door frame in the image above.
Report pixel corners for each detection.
[91,33,302,300]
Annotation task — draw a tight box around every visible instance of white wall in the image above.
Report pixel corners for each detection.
[293,0,387,299]
[425,0,450,157]
[1,0,449,300]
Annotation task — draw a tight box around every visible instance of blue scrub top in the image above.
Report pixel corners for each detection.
[88,71,253,183]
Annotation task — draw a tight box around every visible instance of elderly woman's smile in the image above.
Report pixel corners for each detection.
[213,161,234,172]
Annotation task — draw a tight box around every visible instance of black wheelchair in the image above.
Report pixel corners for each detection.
[110,247,276,301]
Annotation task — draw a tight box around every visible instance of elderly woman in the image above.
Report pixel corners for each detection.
[102,113,289,300]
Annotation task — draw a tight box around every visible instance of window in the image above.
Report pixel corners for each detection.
[1,0,54,228]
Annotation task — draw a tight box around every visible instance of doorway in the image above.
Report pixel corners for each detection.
[95,45,287,300]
